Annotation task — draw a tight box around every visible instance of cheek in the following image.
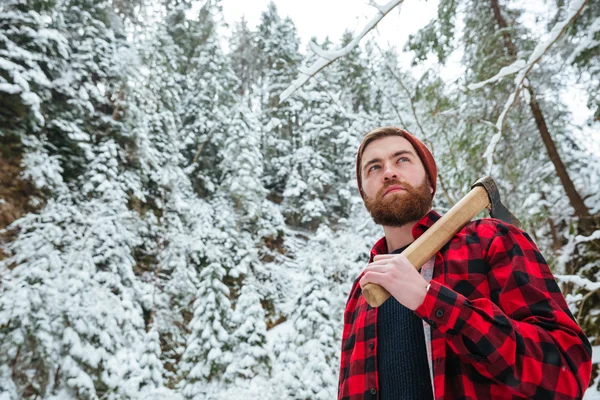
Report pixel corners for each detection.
[407,167,427,185]
[362,179,379,198]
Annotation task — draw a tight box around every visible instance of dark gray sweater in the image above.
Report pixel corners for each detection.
[376,246,433,399]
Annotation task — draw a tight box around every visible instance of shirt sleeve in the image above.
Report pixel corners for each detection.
[413,223,593,399]
[338,278,362,400]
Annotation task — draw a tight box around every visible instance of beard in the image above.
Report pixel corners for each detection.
[364,177,433,227]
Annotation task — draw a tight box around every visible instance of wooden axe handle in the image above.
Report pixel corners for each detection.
[362,185,491,308]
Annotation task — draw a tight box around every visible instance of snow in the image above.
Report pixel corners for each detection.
[568,16,600,64]
[576,230,600,244]
[593,346,600,365]
[468,59,527,91]
[0,82,21,94]
[555,275,600,292]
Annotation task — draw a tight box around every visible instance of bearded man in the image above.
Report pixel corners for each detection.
[337,127,592,400]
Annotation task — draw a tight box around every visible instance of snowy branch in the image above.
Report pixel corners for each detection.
[566,15,600,64]
[466,0,590,173]
[468,0,589,92]
[279,0,404,103]
[555,274,600,292]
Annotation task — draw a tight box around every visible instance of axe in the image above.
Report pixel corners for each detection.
[362,176,521,308]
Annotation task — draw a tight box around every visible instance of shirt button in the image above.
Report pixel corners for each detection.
[435,308,444,318]
[371,388,377,395]
[369,342,374,350]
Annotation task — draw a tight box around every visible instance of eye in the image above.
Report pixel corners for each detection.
[368,165,380,173]
[397,156,409,163]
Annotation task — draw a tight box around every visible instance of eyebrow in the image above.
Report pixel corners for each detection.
[362,150,416,173]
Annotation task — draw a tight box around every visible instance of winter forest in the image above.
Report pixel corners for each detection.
[1,0,599,398]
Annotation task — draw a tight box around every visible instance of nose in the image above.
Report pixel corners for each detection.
[382,162,398,182]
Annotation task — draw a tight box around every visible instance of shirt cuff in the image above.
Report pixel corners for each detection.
[414,280,469,335]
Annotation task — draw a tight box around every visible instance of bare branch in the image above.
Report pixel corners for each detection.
[279,0,404,103]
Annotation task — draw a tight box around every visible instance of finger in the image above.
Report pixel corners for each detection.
[367,259,393,268]
[359,271,388,288]
[363,264,390,274]
[373,254,399,261]
[374,253,412,267]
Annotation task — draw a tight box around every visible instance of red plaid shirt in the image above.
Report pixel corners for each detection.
[338,210,592,399]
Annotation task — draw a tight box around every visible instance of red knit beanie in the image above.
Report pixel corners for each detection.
[356,127,437,198]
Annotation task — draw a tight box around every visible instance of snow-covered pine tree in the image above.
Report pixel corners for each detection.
[0,0,66,134]
[218,99,275,383]
[279,38,347,228]
[255,2,303,200]
[224,276,271,382]
[336,30,373,114]
[0,0,71,202]
[230,17,261,97]
[281,225,344,399]
[178,0,238,196]
[270,211,378,400]
[0,0,160,398]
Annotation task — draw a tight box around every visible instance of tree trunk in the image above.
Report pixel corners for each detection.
[490,0,591,223]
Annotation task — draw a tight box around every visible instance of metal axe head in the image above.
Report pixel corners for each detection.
[471,176,521,228]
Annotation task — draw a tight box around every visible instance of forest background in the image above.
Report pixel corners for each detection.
[1,0,599,398]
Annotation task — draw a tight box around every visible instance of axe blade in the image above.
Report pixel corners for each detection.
[471,177,521,228]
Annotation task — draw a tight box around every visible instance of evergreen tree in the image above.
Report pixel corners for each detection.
[336,31,373,114]
[0,0,154,397]
[230,17,261,96]
[255,2,303,197]
[178,0,238,195]
[224,276,271,382]
[219,101,268,224]
[0,0,66,134]
[280,38,348,227]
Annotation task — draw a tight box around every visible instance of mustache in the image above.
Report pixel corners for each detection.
[377,180,414,196]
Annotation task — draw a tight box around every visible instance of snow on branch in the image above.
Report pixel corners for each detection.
[566,15,600,64]
[593,346,600,365]
[575,229,600,244]
[279,0,404,103]
[467,60,526,90]
[555,274,600,292]
[467,0,590,173]
[469,0,589,92]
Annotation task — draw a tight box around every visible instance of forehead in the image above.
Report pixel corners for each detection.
[362,136,416,164]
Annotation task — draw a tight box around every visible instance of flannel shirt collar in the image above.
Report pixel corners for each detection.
[369,209,442,260]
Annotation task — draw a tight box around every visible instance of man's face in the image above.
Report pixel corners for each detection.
[360,136,433,227]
